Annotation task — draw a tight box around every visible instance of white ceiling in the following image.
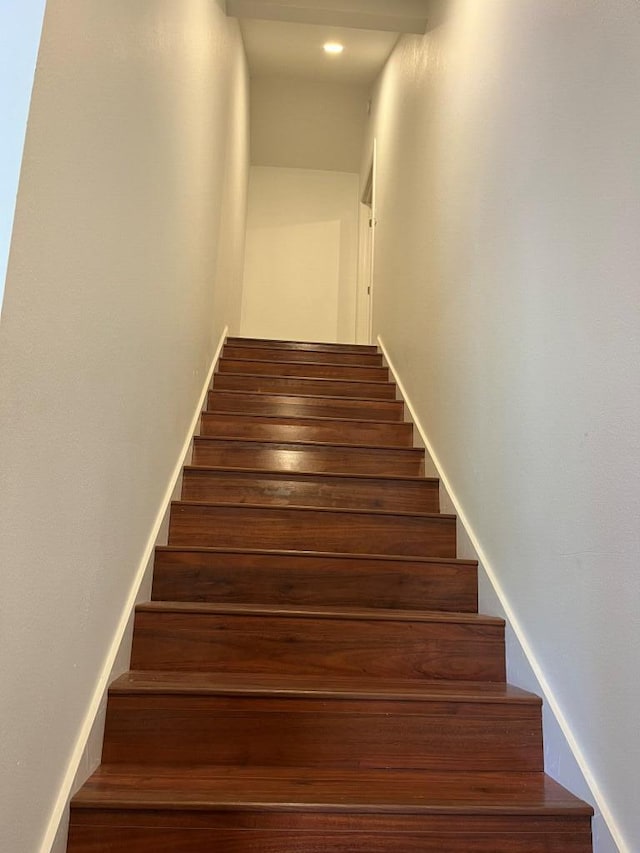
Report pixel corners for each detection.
[240,18,399,84]
[228,0,431,34]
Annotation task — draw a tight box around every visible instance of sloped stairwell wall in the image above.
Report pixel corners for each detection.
[0,1,249,850]
[365,1,640,850]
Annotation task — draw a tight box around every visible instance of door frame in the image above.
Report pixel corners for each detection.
[356,140,377,344]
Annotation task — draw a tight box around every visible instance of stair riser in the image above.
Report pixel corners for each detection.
[68,829,593,853]
[200,412,414,447]
[192,439,424,477]
[207,390,405,421]
[67,826,593,853]
[223,345,384,366]
[169,504,456,558]
[181,470,439,513]
[131,612,505,680]
[218,359,389,382]
[69,813,592,853]
[213,373,397,400]
[226,337,378,354]
[152,550,478,612]
[103,696,542,771]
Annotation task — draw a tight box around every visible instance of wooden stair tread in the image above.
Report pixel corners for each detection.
[226,336,378,352]
[72,765,592,815]
[136,600,504,627]
[155,544,477,567]
[111,671,538,704]
[184,465,436,485]
[207,388,404,411]
[172,499,451,521]
[201,411,407,427]
[194,434,422,453]
[202,412,408,427]
[152,547,478,612]
[198,412,414,448]
[218,358,389,381]
[208,388,401,404]
[214,372,394,387]
[223,345,384,366]
[219,356,384,370]
[206,390,405,422]
[213,374,398,401]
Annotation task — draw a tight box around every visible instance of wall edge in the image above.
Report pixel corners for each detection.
[378,332,626,853]
[39,325,229,853]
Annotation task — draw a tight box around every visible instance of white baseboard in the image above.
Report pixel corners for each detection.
[40,326,228,853]
[378,334,624,853]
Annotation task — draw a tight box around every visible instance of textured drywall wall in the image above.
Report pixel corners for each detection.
[0,0,249,849]
[251,75,369,172]
[241,165,360,342]
[366,1,640,850]
[0,0,47,309]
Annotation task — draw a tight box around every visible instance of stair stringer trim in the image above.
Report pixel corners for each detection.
[41,327,229,853]
[378,333,624,853]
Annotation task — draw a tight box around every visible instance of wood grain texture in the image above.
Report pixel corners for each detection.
[213,372,398,400]
[71,763,592,815]
[130,603,506,681]
[226,337,379,353]
[206,389,405,421]
[151,548,479,612]
[223,344,384,366]
[192,436,425,476]
[218,357,389,382]
[103,674,542,771]
[168,501,456,557]
[67,824,593,853]
[181,467,440,513]
[200,411,414,446]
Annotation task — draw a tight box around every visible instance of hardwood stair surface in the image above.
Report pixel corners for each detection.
[151,547,479,611]
[192,435,425,475]
[223,343,384,365]
[68,336,592,851]
[168,501,456,555]
[199,410,414,445]
[103,671,543,771]
[212,371,398,400]
[217,356,390,382]
[206,388,405,420]
[181,466,440,512]
[130,601,506,680]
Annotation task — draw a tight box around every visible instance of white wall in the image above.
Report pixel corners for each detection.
[251,75,369,173]
[0,1,249,850]
[0,0,47,310]
[241,166,360,342]
[366,2,640,850]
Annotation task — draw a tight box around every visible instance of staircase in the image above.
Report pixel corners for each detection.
[68,336,593,851]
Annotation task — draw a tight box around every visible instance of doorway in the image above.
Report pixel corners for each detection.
[356,141,377,344]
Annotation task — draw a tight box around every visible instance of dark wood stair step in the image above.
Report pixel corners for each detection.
[226,336,378,354]
[103,671,542,771]
[168,501,456,558]
[152,547,478,613]
[200,411,414,446]
[213,372,398,400]
[206,389,405,421]
[131,602,505,681]
[69,766,593,853]
[218,357,389,382]
[181,467,440,513]
[223,343,384,366]
[192,436,424,476]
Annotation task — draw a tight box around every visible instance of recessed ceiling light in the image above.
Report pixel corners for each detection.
[323,42,344,55]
